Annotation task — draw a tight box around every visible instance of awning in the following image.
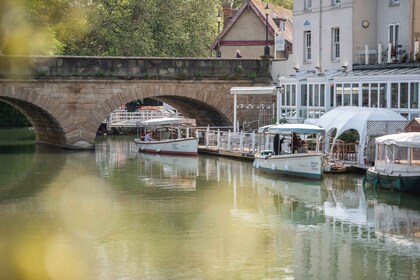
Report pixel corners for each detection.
[230,87,276,95]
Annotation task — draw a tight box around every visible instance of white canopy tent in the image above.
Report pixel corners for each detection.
[230,86,276,133]
[305,107,407,165]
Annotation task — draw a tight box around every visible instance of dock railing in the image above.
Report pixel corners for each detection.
[106,110,179,129]
[196,127,259,155]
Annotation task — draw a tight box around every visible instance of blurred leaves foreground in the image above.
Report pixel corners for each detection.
[0,0,220,57]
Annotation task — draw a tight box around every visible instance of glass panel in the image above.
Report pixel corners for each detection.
[320,84,325,106]
[285,84,290,106]
[291,85,296,106]
[309,84,314,106]
[352,84,359,106]
[394,146,408,164]
[343,83,351,106]
[376,144,386,162]
[282,86,286,106]
[336,84,343,106]
[330,84,334,107]
[400,83,408,108]
[410,82,418,108]
[301,84,307,106]
[371,83,378,107]
[299,110,307,118]
[379,83,387,108]
[412,148,420,165]
[314,84,319,106]
[391,83,398,108]
[362,83,369,107]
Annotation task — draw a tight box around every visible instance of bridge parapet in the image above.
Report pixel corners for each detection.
[0,56,271,81]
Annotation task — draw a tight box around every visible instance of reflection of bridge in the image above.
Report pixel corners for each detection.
[0,56,272,149]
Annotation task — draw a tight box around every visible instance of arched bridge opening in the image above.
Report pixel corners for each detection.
[0,97,67,148]
[150,96,232,127]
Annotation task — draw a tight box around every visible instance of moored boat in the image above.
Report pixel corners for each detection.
[253,123,326,179]
[365,132,420,192]
[133,117,198,156]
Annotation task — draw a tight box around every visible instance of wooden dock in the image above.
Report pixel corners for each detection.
[198,146,370,174]
[198,147,255,161]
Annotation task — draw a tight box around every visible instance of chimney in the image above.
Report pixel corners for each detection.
[223,1,234,28]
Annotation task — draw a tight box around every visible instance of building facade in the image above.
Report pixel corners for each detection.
[211,0,293,59]
[277,0,420,123]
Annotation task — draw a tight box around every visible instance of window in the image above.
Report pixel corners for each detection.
[320,84,325,106]
[332,0,341,6]
[362,83,369,107]
[331,28,340,60]
[379,83,387,108]
[390,0,400,6]
[301,84,307,106]
[304,0,312,10]
[304,31,312,62]
[401,83,408,108]
[279,20,286,32]
[388,23,399,49]
[391,83,399,108]
[410,82,419,109]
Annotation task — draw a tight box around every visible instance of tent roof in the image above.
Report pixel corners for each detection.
[375,132,420,148]
[306,107,406,137]
[305,107,407,164]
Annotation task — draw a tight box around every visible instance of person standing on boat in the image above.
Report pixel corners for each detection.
[273,134,284,155]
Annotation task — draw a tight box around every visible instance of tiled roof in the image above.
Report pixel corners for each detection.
[211,0,293,50]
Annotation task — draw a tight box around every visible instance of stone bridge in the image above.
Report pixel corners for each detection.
[0,56,273,149]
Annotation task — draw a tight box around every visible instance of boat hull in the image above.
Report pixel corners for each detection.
[365,169,420,193]
[253,152,324,179]
[134,138,198,156]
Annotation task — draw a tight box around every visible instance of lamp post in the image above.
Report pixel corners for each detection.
[216,12,222,58]
[264,4,270,57]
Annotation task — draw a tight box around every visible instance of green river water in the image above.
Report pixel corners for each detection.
[0,128,419,280]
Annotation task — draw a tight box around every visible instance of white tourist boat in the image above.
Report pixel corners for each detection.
[253,123,326,179]
[134,117,198,156]
[365,132,420,192]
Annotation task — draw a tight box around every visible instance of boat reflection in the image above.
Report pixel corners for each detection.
[137,153,198,191]
[251,173,325,225]
[364,186,420,239]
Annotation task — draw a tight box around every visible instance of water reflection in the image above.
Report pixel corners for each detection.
[0,133,419,279]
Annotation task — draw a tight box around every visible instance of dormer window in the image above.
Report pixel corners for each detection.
[279,19,286,32]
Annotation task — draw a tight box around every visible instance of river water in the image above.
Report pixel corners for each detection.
[0,128,419,280]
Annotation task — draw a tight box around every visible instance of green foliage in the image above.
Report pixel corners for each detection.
[0,102,31,128]
[337,129,359,143]
[20,0,220,57]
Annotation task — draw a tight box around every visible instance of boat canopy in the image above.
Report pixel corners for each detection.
[138,117,196,127]
[259,123,325,134]
[375,132,420,148]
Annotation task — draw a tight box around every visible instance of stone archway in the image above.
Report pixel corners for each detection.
[1,79,272,149]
